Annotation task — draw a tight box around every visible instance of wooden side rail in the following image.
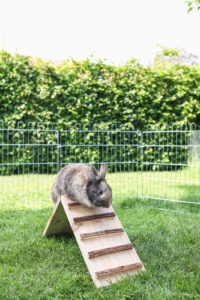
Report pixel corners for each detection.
[73,212,116,223]
[88,243,133,259]
[95,262,143,278]
[80,228,124,240]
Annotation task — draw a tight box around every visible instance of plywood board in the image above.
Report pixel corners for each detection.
[42,198,72,237]
[43,195,145,287]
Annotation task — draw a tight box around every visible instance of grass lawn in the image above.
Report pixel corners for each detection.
[0,171,200,299]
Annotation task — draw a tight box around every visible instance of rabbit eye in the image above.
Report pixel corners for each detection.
[98,190,103,195]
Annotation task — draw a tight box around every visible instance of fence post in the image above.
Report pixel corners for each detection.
[56,130,61,172]
[140,130,144,199]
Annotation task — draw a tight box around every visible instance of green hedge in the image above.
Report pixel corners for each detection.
[1,50,200,128]
[0,50,200,174]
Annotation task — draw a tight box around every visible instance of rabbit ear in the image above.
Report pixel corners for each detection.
[99,163,106,178]
[89,164,99,181]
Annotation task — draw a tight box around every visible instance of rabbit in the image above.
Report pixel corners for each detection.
[51,163,112,208]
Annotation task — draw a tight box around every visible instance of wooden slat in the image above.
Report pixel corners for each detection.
[73,212,116,223]
[68,202,83,208]
[95,262,143,278]
[80,228,124,240]
[88,243,133,259]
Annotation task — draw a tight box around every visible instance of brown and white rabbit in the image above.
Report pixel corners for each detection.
[51,163,112,208]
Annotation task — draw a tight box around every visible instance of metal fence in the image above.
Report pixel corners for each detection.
[1,122,200,208]
[142,123,200,206]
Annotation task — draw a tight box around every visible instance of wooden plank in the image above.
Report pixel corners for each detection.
[43,194,145,287]
[60,195,145,287]
[73,212,116,223]
[96,262,143,278]
[80,228,124,240]
[68,202,83,208]
[88,243,133,259]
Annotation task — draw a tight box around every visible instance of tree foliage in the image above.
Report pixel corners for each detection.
[154,46,199,66]
[185,0,200,12]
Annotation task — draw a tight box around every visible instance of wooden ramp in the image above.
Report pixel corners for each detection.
[43,195,145,288]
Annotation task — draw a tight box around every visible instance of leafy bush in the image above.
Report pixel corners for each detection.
[1,50,200,129]
[0,50,200,174]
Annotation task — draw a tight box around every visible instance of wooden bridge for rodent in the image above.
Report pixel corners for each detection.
[43,195,145,288]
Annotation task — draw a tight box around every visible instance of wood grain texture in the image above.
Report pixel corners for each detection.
[43,194,145,287]
[88,243,133,259]
[80,228,124,240]
[95,262,143,278]
[42,197,72,237]
[73,212,116,223]
[68,202,83,208]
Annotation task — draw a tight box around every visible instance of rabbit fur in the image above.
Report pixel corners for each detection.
[51,163,112,208]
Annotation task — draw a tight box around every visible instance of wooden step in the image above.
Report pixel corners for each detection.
[80,228,124,240]
[88,243,133,259]
[68,202,83,208]
[95,262,143,278]
[73,212,116,223]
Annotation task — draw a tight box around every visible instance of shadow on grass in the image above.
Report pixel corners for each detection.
[116,193,200,215]
[177,184,200,202]
[0,206,74,240]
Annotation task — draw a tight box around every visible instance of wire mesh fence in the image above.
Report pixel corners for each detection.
[142,123,200,205]
[0,121,200,209]
[0,122,58,205]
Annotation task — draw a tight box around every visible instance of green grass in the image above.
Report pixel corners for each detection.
[0,170,200,299]
[1,166,200,204]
